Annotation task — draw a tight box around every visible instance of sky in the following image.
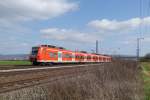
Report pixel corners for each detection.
[0,0,150,56]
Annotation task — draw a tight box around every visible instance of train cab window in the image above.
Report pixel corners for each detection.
[31,47,39,55]
[49,52,57,58]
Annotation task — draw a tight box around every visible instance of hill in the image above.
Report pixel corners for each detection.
[0,54,29,60]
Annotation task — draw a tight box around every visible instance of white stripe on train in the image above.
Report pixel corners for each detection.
[37,60,109,63]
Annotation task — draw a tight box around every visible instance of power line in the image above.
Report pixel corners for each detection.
[139,0,142,36]
[136,0,143,61]
[148,0,150,15]
[96,40,98,54]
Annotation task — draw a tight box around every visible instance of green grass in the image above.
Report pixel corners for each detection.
[0,60,32,66]
[141,62,150,100]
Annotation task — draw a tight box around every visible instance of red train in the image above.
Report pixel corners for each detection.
[29,45,112,65]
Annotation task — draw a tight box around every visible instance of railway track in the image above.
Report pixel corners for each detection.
[0,63,103,70]
[0,63,105,94]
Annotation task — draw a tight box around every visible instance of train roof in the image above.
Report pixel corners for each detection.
[36,44,111,57]
[40,45,66,50]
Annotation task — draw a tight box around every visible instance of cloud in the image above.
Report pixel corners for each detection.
[0,0,79,54]
[40,28,99,43]
[0,0,78,35]
[88,17,150,32]
[0,0,78,22]
[122,40,136,45]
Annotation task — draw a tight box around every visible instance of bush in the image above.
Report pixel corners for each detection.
[141,53,150,62]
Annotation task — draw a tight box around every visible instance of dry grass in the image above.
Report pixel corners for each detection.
[141,62,150,100]
[0,61,143,100]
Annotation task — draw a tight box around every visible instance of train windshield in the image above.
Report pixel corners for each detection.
[31,47,39,55]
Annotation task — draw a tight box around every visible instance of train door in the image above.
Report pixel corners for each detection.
[58,51,62,62]
[84,54,87,62]
[72,53,75,62]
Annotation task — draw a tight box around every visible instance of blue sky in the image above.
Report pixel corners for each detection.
[0,0,150,56]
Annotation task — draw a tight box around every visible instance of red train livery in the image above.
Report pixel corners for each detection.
[29,45,112,65]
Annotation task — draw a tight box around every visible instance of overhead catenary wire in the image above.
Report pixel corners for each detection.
[136,0,143,61]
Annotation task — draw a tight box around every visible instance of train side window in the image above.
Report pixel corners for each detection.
[49,52,57,58]
[80,56,84,59]
[75,55,79,59]
[87,56,91,60]
[63,54,72,58]
[79,56,81,59]
[93,56,98,60]
[96,57,98,60]
[68,54,72,58]
[75,55,77,58]
[80,56,82,59]
[99,57,102,60]
[103,58,105,61]
[93,56,96,60]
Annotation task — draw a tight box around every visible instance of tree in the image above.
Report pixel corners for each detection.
[141,53,150,62]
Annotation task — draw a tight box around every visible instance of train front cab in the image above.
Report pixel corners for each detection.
[30,47,39,65]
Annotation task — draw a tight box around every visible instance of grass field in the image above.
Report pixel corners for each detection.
[141,62,150,100]
[0,60,32,66]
